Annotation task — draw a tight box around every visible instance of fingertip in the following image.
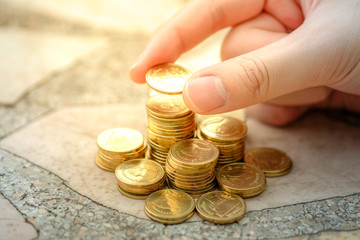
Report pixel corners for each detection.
[129,61,147,84]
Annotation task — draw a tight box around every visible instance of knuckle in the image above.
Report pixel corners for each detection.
[237,58,270,101]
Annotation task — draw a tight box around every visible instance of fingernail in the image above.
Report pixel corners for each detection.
[183,75,228,113]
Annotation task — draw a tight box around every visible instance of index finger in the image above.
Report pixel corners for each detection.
[130,0,265,83]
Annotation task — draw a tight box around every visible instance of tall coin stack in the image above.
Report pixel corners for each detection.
[95,128,147,171]
[197,116,247,168]
[166,139,219,197]
[146,94,196,166]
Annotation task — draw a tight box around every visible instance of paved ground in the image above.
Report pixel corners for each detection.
[0,1,359,239]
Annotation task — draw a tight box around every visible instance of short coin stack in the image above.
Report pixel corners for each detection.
[196,191,246,224]
[244,147,293,177]
[145,189,195,224]
[198,116,247,167]
[216,162,266,198]
[96,128,147,171]
[115,159,166,199]
[146,94,196,166]
[166,139,219,197]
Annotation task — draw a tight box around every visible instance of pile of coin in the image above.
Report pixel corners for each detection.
[146,94,196,166]
[244,147,293,177]
[115,159,166,199]
[95,128,148,171]
[198,116,247,167]
[145,189,195,224]
[165,139,219,197]
[216,162,266,198]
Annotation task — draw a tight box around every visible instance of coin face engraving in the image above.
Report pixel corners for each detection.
[196,191,246,224]
[244,148,292,174]
[146,63,192,94]
[146,94,190,118]
[171,139,219,165]
[97,128,144,153]
[200,116,247,141]
[218,164,263,188]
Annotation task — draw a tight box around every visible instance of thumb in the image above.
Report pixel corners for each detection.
[182,29,327,114]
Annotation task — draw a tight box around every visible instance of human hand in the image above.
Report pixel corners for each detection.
[130,0,360,125]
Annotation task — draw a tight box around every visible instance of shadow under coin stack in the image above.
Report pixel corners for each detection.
[115,159,166,199]
[166,139,219,198]
[95,128,147,171]
[146,94,196,166]
[197,116,247,168]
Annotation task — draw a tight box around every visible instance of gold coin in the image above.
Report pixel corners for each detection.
[244,147,292,177]
[169,139,219,167]
[144,208,194,224]
[95,153,114,172]
[146,94,192,118]
[199,116,247,142]
[117,185,149,200]
[145,63,192,95]
[115,159,164,186]
[216,163,266,198]
[97,128,144,154]
[196,191,246,224]
[144,189,195,223]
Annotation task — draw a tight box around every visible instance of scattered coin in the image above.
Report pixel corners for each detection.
[244,147,292,177]
[196,191,246,224]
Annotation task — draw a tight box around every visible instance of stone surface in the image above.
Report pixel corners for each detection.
[0,28,104,105]
[1,0,359,239]
[5,0,187,33]
[0,195,38,240]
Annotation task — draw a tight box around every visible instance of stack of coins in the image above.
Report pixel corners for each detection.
[198,116,247,167]
[95,128,147,171]
[115,159,166,199]
[216,162,266,198]
[244,147,293,177]
[146,94,196,166]
[196,191,246,224]
[145,189,195,224]
[166,139,219,197]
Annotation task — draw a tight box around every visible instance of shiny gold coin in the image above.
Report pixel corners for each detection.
[145,63,192,95]
[199,116,247,142]
[169,139,219,167]
[146,94,192,118]
[145,189,195,224]
[196,191,246,224]
[97,128,144,154]
[117,185,149,200]
[115,159,165,194]
[216,163,266,198]
[95,153,114,172]
[144,208,194,224]
[244,147,292,177]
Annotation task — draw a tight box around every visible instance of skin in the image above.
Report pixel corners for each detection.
[130,0,360,126]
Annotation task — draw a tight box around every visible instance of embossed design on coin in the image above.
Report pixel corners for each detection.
[196,191,246,224]
[146,94,191,118]
[244,147,292,177]
[146,63,192,95]
[199,116,247,142]
[97,128,144,153]
[145,189,195,224]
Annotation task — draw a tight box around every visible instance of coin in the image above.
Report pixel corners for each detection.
[199,116,247,142]
[216,163,266,198]
[196,191,246,224]
[145,189,195,224]
[244,147,292,177]
[115,159,165,195]
[146,94,191,118]
[97,128,144,154]
[145,63,192,95]
[117,185,149,200]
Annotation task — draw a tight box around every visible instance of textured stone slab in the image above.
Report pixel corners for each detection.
[0,195,37,240]
[0,28,104,105]
[5,0,185,33]
[1,104,360,220]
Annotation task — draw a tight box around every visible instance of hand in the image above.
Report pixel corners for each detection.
[130,0,360,125]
